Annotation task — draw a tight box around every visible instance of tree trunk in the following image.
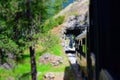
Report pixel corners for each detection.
[26,0,37,79]
[29,46,37,80]
[0,48,2,65]
[0,48,4,65]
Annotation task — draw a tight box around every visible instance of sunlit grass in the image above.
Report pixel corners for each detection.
[0,63,31,80]
[0,41,69,80]
[49,44,63,56]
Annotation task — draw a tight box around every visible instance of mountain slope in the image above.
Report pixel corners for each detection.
[52,0,89,36]
[55,0,89,20]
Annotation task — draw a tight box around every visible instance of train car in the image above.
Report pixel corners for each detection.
[89,0,120,79]
[75,29,87,58]
[75,29,96,79]
[75,29,88,77]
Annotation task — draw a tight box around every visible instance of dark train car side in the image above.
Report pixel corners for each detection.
[89,0,120,79]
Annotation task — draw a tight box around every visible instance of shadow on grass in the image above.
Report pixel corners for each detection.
[18,72,31,80]
[15,54,30,63]
[38,49,47,56]
[22,54,30,59]
[64,66,74,80]
[17,49,46,61]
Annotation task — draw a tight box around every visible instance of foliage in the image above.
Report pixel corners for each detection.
[46,0,67,17]
[0,31,68,79]
[42,16,65,32]
[0,35,18,53]
[55,16,65,24]
[0,63,31,80]
[49,44,63,56]
[0,0,66,61]
[0,0,67,79]
[39,32,60,51]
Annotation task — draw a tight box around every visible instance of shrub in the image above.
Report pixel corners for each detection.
[55,16,65,25]
[42,16,65,33]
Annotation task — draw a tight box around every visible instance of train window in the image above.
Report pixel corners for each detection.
[82,38,85,45]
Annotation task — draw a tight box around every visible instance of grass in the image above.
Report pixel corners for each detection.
[0,63,31,80]
[49,44,63,56]
[0,36,69,80]
[0,21,70,79]
[36,43,69,79]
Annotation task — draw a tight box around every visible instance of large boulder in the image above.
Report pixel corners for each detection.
[39,53,63,66]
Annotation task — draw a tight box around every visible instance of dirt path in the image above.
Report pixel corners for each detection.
[53,72,65,80]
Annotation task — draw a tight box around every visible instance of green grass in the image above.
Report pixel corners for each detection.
[0,30,69,80]
[0,42,68,80]
[36,43,69,79]
[49,44,63,56]
[37,63,66,72]
[0,63,31,80]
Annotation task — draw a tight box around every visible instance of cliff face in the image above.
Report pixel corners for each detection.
[52,0,89,36]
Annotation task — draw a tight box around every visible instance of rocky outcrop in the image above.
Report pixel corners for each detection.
[39,53,63,66]
[52,0,89,38]
[64,12,88,30]
[61,11,88,37]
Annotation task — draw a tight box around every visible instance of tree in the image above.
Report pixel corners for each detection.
[0,0,67,80]
[0,0,20,64]
[26,0,66,79]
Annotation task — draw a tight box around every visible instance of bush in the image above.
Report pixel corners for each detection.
[55,16,65,25]
[38,32,63,56]
[42,16,65,33]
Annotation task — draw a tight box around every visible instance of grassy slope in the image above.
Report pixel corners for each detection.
[0,26,69,80]
[0,42,69,80]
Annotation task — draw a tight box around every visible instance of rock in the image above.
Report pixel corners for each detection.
[57,57,63,63]
[44,72,55,80]
[39,53,51,64]
[1,63,13,69]
[67,15,76,22]
[43,53,51,59]
[62,12,89,35]
[39,53,63,66]
[7,53,16,59]
[51,61,59,66]
[51,56,63,66]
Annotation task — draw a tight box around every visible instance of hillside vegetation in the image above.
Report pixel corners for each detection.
[0,0,89,80]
